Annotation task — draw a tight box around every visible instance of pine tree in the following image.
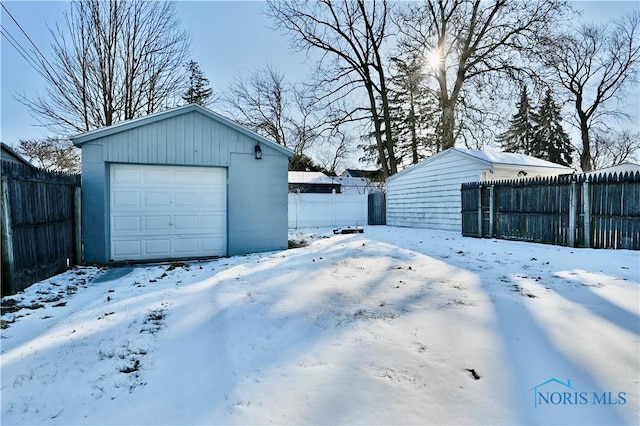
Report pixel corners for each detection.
[182,60,213,106]
[387,54,438,168]
[498,86,535,155]
[532,90,574,166]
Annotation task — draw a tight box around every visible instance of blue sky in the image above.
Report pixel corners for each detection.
[1,0,638,150]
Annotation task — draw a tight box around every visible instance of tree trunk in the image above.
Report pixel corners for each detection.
[579,117,592,172]
[441,100,456,150]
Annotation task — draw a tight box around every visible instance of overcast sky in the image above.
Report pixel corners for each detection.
[1,1,638,160]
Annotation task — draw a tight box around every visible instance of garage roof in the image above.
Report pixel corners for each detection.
[70,104,294,157]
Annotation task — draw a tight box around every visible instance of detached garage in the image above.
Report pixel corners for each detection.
[386,148,572,232]
[72,104,293,263]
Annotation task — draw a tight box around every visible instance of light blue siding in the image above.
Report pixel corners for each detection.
[228,153,289,255]
[98,111,282,166]
[79,144,110,261]
[74,105,292,263]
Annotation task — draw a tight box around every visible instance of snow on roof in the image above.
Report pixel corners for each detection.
[455,148,572,169]
[333,176,370,186]
[288,171,336,184]
[585,162,640,175]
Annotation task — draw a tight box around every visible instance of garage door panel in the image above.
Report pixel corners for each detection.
[110,164,227,261]
[173,215,199,230]
[143,168,171,185]
[173,238,199,256]
[173,170,197,185]
[144,216,171,232]
[112,216,141,233]
[112,167,140,184]
[200,214,226,230]
[144,192,171,208]
[112,240,142,259]
[200,237,226,255]
[201,190,226,207]
[173,192,200,209]
[112,191,141,208]
[144,239,172,255]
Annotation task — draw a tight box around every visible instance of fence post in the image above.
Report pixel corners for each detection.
[331,188,336,228]
[1,176,15,294]
[582,180,591,248]
[477,185,483,237]
[568,179,577,247]
[488,185,495,238]
[74,185,83,264]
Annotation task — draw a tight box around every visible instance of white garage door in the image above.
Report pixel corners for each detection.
[110,164,227,261]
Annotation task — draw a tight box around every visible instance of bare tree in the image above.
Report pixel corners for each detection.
[221,65,346,164]
[17,138,81,173]
[315,130,353,175]
[396,0,567,151]
[17,0,190,134]
[539,11,640,171]
[222,65,290,148]
[266,0,398,177]
[590,130,640,170]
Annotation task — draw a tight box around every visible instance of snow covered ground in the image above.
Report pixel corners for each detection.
[1,226,638,425]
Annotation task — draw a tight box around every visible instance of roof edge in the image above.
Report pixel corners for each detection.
[387,148,490,182]
[70,104,294,158]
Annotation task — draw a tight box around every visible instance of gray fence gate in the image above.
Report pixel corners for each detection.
[368,192,386,225]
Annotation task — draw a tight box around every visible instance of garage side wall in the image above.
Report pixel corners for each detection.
[386,152,484,231]
[228,153,288,255]
[80,144,109,263]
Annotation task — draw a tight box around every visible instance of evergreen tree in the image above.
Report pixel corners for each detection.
[387,54,438,168]
[532,90,574,166]
[498,86,535,155]
[182,60,213,106]
[288,153,322,172]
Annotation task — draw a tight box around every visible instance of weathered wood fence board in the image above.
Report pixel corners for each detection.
[368,192,386,225]
[1,161,81,296]
[461,171,640,250]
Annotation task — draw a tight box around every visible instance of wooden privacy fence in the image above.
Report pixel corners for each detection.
[1,161,81,296]
[461,172,640,249]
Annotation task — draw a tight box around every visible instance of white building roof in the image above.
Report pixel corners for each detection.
[585,162,640,176]
[288,171,336,185]
[388,147,573,183]
[456,148,571,169]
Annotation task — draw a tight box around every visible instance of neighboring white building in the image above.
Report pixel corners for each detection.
[386,148,573,231]
[288,171,379,194]
[341,169,384,193]
[332,176,379,194]
[288,171,341,193]
[585,162,640,177]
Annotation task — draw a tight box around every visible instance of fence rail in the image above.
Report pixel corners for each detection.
[461,172,640,250]
[1,161,81,296]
